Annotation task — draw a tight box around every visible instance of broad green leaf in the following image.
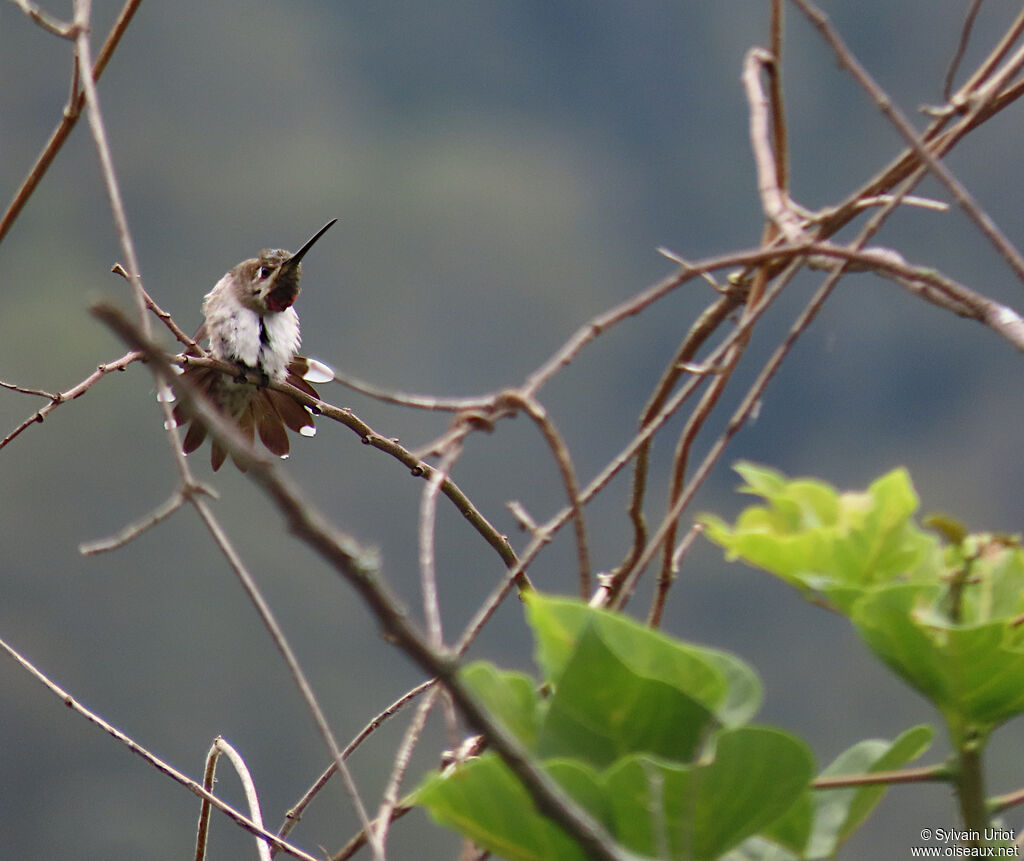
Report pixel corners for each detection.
[950,542,1024,625]
[461,662,540,749]
[755,793,813,856]
[417,596,811,860]
[754,725,933,859]
[414,755,609,861]
[538,621,715,766]
[806,725,934,858]
[605,727,813,860]
[525,593,762,738]
[416,729,811,861]
[702,464,939,613]
[853,584,1024,730]
[734,462,839,529]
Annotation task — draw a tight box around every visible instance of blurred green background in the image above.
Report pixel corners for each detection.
[2,2,1024,858]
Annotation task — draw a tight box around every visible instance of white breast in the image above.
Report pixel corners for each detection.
[202,274,301,382]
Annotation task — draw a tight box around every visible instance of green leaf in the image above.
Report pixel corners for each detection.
[702,463,939,613]
[416,728,812,861]
[950,541,1024,625]
[538,620,713,766]
[461,662,541,749]
[525,593,762,767]
[413,755,607,861]
[853,584,1024,731]
[415,595,822,860]
[806,725,934,857]
[605,727,814,860]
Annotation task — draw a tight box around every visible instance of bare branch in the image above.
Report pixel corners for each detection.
[331,369,493,412]
[196,738,272,861]
[0,351,142,451]
[0,0,143,244]
[10,0,79,40]
[943,0,986,101]
[420,443,463,649]
[791,0,1024,285]
[111,263,200,349]
[94,301,635,861]
[73,0,149,330]
[510,392,592,597]
[0,379,58,398]
[0,632,320,861]
[744,47,806,242]
[374,688,442,854]
[648,522,705,628]
[275,679,433,848]
[79,487,203,555]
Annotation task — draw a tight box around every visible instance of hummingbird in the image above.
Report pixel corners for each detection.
[168,219,337,471]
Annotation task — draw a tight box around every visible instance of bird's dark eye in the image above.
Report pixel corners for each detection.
[256,265,272,280]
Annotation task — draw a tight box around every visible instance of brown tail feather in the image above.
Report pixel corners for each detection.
[267,388,314,434]
[255,392,291,457]
[182,420,208,455]
[211,440,228,471]
[286,372,319,399]
[174,356,322,470]
[227,407,257,471]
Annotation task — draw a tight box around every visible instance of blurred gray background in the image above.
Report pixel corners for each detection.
[2,1,1024,858]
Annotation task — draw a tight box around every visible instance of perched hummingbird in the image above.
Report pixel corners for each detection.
[168,219,337,471]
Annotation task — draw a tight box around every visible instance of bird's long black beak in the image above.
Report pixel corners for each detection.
[284,218,338,270]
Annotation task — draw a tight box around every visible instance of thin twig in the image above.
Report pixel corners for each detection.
[11,0,80,37]
[73,0,149,331]
[0,0,143,244]
[512,392,592,597]
[374,687,442,854]
[95,303,635,861]
[80,487,208,555]
[944,0,986,101]
[111,262,199,349]
[274,680,434,849]
[0,632,320,861]
[791,0,1024,285]
[647,523,704,628]
[814,764,952,790]
[0,351,142,451]
[190,491,385,861]
[744,47,805,242]
[331,370,493,412]
[196,738,273,861]
[0,379,58,398]
[420,443,463,649]
[769,0,789,192]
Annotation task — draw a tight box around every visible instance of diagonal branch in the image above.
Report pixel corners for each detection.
[791,0,1024,284]
[0,632,320,861]
[94,301,636,861]
[0,0,143,245]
